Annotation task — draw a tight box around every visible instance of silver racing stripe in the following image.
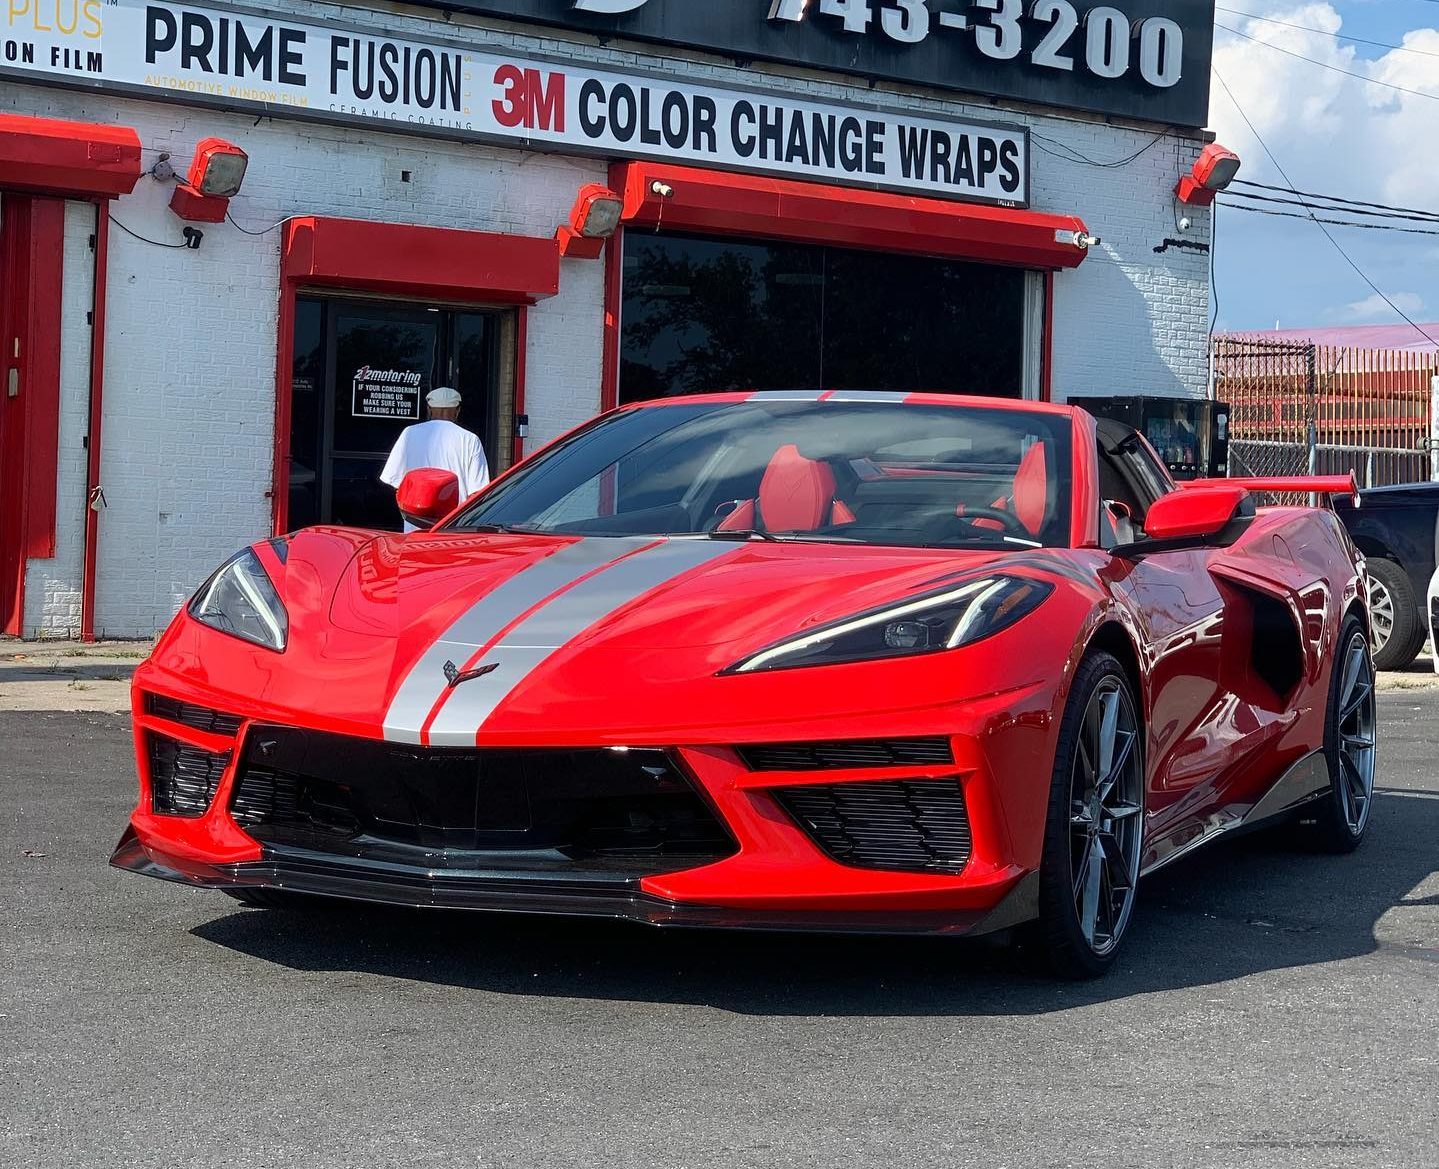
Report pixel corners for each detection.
[382,537,656,743]
[422,538,738,746]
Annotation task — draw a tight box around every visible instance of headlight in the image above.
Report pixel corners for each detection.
[189,548,288,652]
[725,576,1051,674]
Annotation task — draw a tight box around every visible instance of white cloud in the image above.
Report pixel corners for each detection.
[1337,291,1425,321]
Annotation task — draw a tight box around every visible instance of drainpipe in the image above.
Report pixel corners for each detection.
[80,204,108,642]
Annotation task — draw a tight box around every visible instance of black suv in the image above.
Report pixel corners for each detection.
[1336,484,1439,670]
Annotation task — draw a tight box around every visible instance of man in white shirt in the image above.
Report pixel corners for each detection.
[379,387,491,531]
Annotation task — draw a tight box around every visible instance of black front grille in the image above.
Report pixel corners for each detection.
[148,734,230,817]
[229,728,736,875]
[738,737,954,772]
[774,779,973,874]
[144,693,244,737]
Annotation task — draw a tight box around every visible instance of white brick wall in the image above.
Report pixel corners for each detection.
[22,200,96,639]
[2,0,1211,636]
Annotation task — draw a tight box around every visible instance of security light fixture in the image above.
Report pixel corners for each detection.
[168,137,249,223]
[1177,144,1241,207]
[557,183,624,259]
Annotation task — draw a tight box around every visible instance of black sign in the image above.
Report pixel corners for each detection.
[434,0,1215,128]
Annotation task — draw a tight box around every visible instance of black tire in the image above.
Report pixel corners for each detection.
[1024,652,1146,980]
[1305,614,1378,854]
[223,887,320,909]
[1367,558,1424,671]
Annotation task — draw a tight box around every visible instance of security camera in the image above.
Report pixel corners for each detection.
[1178,216,1193,233]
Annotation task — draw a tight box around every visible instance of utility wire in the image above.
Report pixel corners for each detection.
[1213,70,1439,347]
[1030,130,1168,168]
[1215,6,1439,60]
[1218,201,1439,236]
[108,215,188,249]
[1224,189,1439,225]
[1217,23,1439,103]
[226,211,298,237]
[1231,179,1439,221]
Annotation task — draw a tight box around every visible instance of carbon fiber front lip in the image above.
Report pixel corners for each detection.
[109,828,1029,936]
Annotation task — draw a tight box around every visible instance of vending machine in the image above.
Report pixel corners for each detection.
[1068,396,1231,481]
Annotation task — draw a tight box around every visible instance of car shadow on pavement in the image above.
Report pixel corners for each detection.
[191,788,1439,1015]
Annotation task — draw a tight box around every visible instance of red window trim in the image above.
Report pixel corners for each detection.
[0,113,142,201]
[271,217,560,533]
[614,162,1092,271]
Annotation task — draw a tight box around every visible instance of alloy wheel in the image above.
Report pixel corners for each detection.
[1336,630,1378,835]
[1068,678,1144,956]
[1368,578,1395,657]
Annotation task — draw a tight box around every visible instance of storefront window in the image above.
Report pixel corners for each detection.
[621,232,1028,404]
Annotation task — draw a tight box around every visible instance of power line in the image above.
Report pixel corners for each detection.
[1215,6,1439,60]
[1216,23,1439,103]
[1212,70,1439,347]
[1224,189,1439,226]
[1030,130,1168,168]
[1232,179,1439,222]
[1218,201,1439,237]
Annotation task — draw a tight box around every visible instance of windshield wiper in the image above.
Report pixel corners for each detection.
[463,522,547,535]
[705,528,783,543]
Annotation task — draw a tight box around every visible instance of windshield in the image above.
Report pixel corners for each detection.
[448,400,1074,550]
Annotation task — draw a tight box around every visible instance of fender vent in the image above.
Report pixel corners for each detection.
[144,693,244,737]
[774,779,972,874]
[148,734,230,817]
[738,738,954,772]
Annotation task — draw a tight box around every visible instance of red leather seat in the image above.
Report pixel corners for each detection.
[959,442,1049,537]
[718,444,848,532]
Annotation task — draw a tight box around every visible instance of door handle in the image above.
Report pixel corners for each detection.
[6,368,17,398]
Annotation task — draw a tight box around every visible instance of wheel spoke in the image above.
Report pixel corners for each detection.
[1078,837,1104,945]
[1341,681,1373,723]
[1097,691,1119,780]
[1339,642,1365,706]
[1099,730,1135,799]
[1104,800,1143,821]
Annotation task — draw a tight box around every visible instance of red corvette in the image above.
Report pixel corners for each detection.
[113,392,1376,977]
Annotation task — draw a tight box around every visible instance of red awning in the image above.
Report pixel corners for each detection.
[616,162,1091,270]
[0,114,143,200]
[282,217,560,303]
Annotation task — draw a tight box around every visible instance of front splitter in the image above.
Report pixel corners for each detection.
[110,828,1034,937]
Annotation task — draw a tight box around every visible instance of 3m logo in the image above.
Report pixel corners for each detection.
[492,65,566,132]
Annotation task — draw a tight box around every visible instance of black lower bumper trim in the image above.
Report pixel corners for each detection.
[110,828,1023,937]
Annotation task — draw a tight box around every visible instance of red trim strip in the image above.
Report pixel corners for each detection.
[0,114,142,200]
[271,278,296,535]
[616,162,1091,270]
[81,207,110,642]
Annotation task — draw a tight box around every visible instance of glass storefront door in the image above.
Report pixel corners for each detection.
[620,232,1033,404]
[288,297,503,531]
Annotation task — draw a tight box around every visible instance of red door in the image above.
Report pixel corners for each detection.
[0,193,65,635]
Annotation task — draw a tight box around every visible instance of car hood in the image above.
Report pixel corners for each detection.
[157,528,1051,746]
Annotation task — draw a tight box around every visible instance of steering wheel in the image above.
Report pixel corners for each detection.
[958,506,1033,538]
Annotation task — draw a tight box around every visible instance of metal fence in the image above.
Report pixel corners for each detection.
[1214,336,1438,492]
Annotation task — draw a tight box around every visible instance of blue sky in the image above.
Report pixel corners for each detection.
[1209,2,1439,332]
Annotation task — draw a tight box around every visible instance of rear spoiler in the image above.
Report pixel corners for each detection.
[1179,474,1359,505]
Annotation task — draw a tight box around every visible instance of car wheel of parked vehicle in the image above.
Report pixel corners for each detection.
[1366,558,1424,671]
[1306,616,1377,854]
[1028,652,1145,979]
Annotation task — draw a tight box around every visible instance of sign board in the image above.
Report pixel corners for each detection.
[428,0,1216,128]
[352,367,423,420]
[0,0,1031,205]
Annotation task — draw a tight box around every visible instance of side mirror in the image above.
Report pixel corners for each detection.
[1143,484,1254,543]
[396,469,460,529]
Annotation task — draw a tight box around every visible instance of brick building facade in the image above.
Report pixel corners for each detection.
[1,0,1217,637]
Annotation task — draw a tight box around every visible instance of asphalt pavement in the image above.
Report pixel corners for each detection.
[2,697,1437,1169]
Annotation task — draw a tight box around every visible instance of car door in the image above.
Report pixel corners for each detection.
[1094,431,1234,830]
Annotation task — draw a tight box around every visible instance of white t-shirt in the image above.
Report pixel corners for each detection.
[380,420,491,530]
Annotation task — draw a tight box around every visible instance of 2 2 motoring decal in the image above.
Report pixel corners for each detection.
[0,0,1030,206]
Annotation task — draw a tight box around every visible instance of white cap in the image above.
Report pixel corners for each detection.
[427,386,462,408]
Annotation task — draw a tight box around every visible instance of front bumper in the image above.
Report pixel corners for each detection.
[110,827,1037,936]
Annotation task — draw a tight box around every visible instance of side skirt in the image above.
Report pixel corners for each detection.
[1140,750,1329,878]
